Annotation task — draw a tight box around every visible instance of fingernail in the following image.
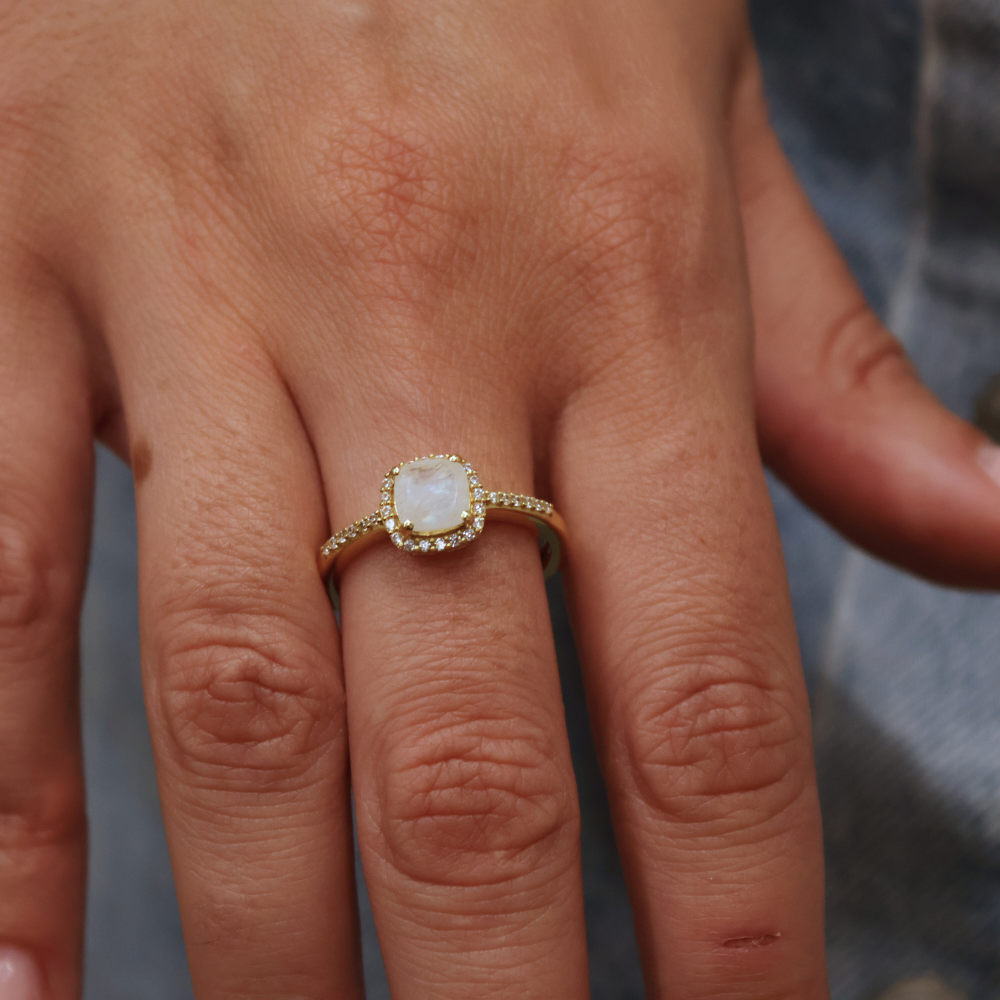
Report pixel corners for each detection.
[978,443,1000,489]
[0,947,43,1000]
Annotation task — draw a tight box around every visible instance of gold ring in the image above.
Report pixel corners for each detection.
[318,454,567,608]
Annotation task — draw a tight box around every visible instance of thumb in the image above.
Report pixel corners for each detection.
[732,48,1000,588]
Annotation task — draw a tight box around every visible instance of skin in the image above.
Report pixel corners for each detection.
[1,1,999,997]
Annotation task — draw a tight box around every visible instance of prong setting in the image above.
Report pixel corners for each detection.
[387,454,486,554]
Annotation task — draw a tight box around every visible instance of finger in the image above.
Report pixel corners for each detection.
[113,329,363,999]
[732,49,1000,587]
[297,382,588,998]
[553,188,827,995]
[0,260,92,999]
[559,381,827,998]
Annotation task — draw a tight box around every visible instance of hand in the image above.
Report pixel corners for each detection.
[1,2,997,998]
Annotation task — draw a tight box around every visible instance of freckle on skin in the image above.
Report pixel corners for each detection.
[131,439,153,484]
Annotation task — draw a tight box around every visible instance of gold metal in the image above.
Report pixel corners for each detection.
[318,454,567,609]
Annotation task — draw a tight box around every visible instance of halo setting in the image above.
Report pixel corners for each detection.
[379,454,485,552]
[318,453,561,598]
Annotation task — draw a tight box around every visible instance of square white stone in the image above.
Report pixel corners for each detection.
[393,458,471,534]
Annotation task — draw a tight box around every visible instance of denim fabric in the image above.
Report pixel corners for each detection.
[759,1,1000,998]
[77,2,1000,997]
[812,2,1000,996]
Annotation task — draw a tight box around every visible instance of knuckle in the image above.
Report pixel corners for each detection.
[377,710,576,886]
[0,519,53,635]
[148,99,479,300]
[155,634,345,784]
[181,884,257,951]
[321,117,465,244]
[0,92,53,182]
[822,303,916,394]
[300,113,480,308]
[0,773,85,855]
[554,136,711,292]
[539,133,726,390]
[622,653,809,829]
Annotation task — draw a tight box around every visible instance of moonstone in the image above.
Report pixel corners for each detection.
[394,458,471,534]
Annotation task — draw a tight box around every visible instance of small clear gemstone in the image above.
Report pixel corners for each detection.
[473,503,484,515]
[463,527,475,541]
[403,539,415,552]
[463,463,474,472]
[385,518,397,532]
[469,475,480,486]
[381,505,392,519]
[435,538,447,551]
[419,540,431,553]
[473,517,485,531]
[473,488,485,500]
[489,492,498,503]
[346,526,356,537]
[392,532,403,545]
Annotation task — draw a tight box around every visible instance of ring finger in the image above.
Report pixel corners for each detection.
[304,382,589,1000]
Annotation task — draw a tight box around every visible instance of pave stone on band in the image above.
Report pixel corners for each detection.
[318,454,566,603]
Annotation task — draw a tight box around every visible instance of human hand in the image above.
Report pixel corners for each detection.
[2,1,998,998]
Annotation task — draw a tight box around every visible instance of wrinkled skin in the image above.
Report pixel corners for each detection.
[2,1,998,997]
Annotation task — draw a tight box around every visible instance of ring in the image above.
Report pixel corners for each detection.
[318,454,567,607]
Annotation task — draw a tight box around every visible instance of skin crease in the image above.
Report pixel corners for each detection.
[0,1,997,998]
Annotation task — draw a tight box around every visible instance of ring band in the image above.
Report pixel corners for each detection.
[318,454,567,606]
